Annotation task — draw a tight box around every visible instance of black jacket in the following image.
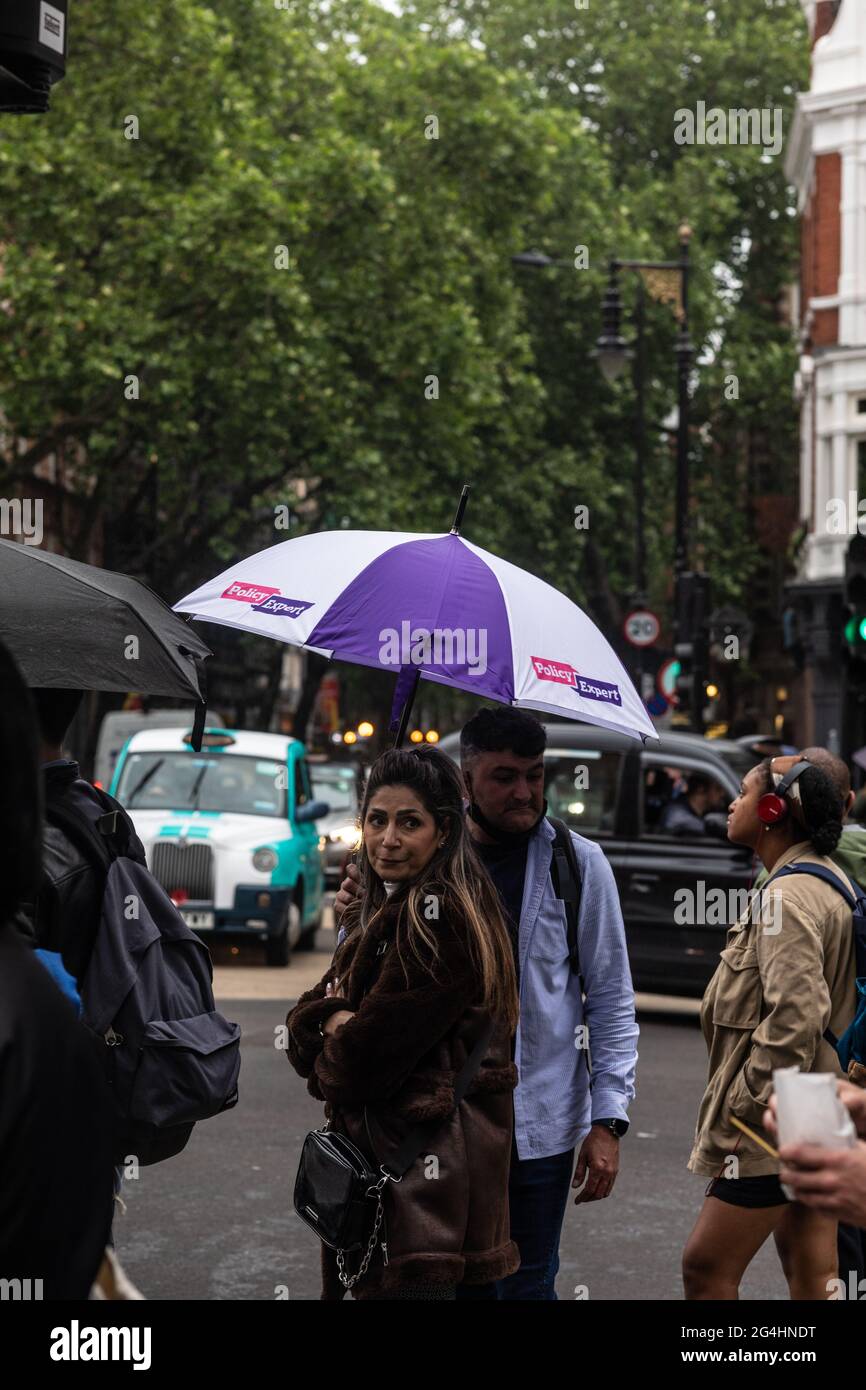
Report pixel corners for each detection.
[24,760,133,986]
[0,921,116,1298]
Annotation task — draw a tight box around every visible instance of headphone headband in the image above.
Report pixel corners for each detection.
[756,757,811,827]
[771,758,811,800]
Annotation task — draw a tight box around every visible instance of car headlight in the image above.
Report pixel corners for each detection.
[332,823,361,848]
[253,847,278,872]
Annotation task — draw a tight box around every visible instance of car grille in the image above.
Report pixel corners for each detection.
[150,841,214,901]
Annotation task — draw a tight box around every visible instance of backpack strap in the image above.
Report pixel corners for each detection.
[43,795,116,876]
[547,815,583,982]
[44,784,141,878]
[770,862,860,910]
[767,862,863,1049]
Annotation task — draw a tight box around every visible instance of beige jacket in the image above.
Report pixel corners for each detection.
[688,841,857,1178]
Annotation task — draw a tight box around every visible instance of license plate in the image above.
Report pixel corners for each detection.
[180,909,215,930]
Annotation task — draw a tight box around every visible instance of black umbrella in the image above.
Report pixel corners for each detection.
[0,540,211,749]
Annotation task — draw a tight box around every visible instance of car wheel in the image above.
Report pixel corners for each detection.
[296,904,323,950]
[265,901,299,967]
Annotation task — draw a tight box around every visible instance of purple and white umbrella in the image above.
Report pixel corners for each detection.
[174,517,658,743]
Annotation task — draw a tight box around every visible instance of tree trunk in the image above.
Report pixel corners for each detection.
[258,642,287,732]
[581,535,624,636]
[292,651,331,743]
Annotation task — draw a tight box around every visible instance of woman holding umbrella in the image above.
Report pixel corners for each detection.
[285,744,521,1300]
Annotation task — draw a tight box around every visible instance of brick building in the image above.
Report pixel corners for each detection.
[785,0,866,756]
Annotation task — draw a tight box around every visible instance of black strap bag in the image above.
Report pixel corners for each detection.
[547,815,584,985]
[294,1017,495,1290]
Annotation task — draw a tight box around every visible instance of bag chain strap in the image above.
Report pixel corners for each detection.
[335,1168,397,1290]
[331,1019,493,1291]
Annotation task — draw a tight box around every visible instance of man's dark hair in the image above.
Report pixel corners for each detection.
[460,707,546,766]
[686,772,714,796]
[28,688,84,746]
[800,747,851,801]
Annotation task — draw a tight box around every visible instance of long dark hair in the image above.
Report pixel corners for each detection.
[339,745,519,1031]
[756,758,845,858]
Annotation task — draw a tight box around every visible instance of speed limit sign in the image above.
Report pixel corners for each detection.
[624,609,660,648]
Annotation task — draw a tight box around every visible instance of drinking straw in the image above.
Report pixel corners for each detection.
[730,1115,780,1160]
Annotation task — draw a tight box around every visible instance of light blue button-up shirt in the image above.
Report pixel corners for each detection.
[513,817,638,1159]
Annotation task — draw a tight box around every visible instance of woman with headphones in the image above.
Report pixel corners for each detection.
[682,755,858,1299]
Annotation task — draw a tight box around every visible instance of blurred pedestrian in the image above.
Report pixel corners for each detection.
[20,688,128,989]
[0,644,116,1299]
[752,748,865,896]
[752,748,866,1286]
[683,756,857,1299]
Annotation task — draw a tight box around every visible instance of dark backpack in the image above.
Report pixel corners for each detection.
[770,862,866,1072]
[44,786,241,1167]
[547,816,583,986]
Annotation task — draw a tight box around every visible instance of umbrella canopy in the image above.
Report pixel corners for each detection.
[0,541,211,741]
[174,527,658,744]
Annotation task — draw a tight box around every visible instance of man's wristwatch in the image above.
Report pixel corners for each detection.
[592,1118,629,1138]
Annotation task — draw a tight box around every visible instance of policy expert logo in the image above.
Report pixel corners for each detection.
[220,580,313,619]
[531,655,622,707]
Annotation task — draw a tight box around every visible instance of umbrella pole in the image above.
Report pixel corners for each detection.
[392,668,421,749]
[391,484,467,748]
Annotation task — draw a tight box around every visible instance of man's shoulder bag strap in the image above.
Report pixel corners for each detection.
[547,815,583,982]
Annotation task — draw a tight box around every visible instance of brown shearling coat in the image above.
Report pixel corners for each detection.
[286,893,520,1299]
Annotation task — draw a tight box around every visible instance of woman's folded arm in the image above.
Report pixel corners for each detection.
[313,927,480,1108]
[285,972,352,1077]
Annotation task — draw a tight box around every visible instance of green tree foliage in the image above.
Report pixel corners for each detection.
[400,0,809,626]
[1,0,606,598]
[0,0,809,730]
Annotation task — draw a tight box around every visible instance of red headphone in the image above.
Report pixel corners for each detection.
[756,759,811,826]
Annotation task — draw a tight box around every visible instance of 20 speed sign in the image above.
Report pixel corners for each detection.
[623,610,660,648]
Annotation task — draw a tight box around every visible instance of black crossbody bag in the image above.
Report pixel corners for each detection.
[294,1017,495,1290]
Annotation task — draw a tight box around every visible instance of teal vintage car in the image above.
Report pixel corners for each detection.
[110,727,329,965]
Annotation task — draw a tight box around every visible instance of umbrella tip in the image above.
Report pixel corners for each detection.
[450,484,471,536]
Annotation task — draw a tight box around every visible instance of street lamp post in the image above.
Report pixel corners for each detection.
[592,228,701,729]
[591,223,693,584]
[512,225,705,730]
[674,225,693,581]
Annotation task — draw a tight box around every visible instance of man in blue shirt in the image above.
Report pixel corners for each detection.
[336,707,638,1299]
